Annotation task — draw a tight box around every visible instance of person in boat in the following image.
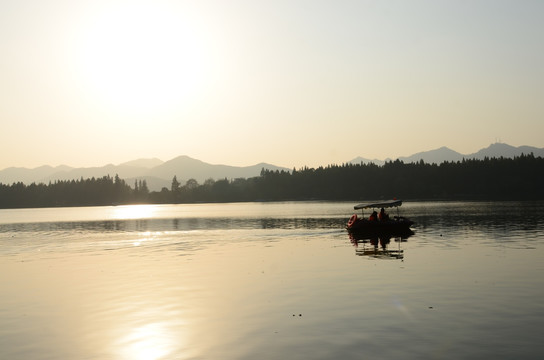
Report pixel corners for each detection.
[378,207,389,221]
[369,211,378,221]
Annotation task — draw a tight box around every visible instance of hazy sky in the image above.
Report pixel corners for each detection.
[1,0,543,170]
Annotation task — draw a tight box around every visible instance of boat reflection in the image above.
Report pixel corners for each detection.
[348,230,413,260]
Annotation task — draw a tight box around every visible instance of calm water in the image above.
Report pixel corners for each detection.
[1,201,543,360]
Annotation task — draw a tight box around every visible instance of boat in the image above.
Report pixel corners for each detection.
[346,199,413,234]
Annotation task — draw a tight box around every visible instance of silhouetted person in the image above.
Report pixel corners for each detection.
[369,211,378,221]
[378,207,389,221]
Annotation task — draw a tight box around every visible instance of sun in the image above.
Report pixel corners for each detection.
[78,2,208,115]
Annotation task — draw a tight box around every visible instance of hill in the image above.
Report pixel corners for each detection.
[349,143,544,165]
[0,156,289,191]
[2,154,543,208]
[120,158,164,168]
[467,143,544,160]
[2,143,543,191]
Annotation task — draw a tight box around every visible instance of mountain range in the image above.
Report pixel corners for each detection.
[348,142,544,166]
[1,143,542,191]
[0,156,290,192]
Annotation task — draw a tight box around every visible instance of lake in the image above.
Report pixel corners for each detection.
[1,201,543,359]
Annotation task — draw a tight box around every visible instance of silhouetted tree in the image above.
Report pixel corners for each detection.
[1,154,543,209]
[140,180,149,194]
[171,176,180,193]
[185,178,198,190]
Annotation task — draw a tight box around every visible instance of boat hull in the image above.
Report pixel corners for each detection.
[346,216,413,234]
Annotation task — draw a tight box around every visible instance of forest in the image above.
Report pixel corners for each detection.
[1,154,543,209]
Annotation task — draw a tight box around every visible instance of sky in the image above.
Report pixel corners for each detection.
[1,0,543,170]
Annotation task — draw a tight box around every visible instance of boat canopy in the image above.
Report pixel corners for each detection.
[354,200,402,210]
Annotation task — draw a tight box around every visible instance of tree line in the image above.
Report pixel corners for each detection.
[0,175,150,208]
[1,154,543,208]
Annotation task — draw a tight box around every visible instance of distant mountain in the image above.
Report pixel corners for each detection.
[42,164,153,184]
[349,146,465,165]
[348,156,385,166]
[0,165,73,184]
[349,143,544,165]
[398,146,464,164]
[467,143,544,160]
[2,144,542,190]
[124,176,171,192]
[0,155,289,191]
[120,158,164,168]
[148,156,287,185]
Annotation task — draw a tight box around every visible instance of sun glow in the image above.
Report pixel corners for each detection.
[118,322,175,360]
[111,204,157,220]
[78,2,209,115]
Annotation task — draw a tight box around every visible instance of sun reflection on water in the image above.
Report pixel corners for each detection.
[133,231,153,246]
[111,205,158,220]
[117,322,177,360]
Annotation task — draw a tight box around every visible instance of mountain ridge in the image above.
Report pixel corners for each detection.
[2,143,543,191]
[0,155,290,191]
[120,158,164,168]
[349,143,544,165]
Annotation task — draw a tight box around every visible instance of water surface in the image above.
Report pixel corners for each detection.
[1,201,543,359]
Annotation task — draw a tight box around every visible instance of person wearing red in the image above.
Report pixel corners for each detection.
[378,207,389,221]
